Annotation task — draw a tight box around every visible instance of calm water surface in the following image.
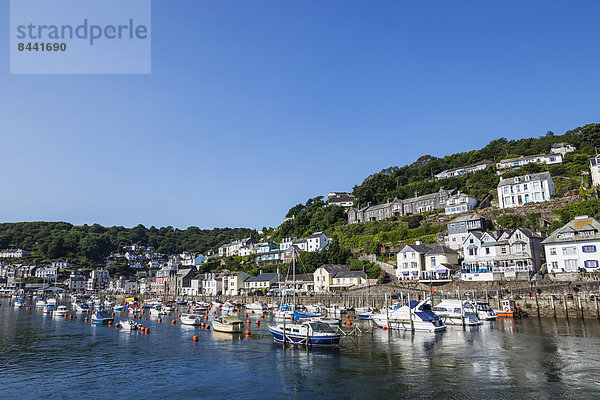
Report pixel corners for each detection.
[1,303,599,399]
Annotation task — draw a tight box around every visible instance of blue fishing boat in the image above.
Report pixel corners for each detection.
[268,321,340,347]
[113,304,126,312]
[91,310,114,325]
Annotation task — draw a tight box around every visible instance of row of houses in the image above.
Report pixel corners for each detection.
[397,214,600,282]
[218,232,331,262]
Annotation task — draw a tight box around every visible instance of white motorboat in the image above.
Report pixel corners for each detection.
[314,316,341,328]
[119,320,143,331]
[75,303,91,313]
[432,300,482,326]
[356,307,378,320]
[149,305,165,316]
[305,304,327,314]
[212,315,244,333]
[220,302,236,313]
[13,299,24,308]
[475,302,498,320]
[54,305,69,316]
[372,300,446,332]
[35,298,46,308]
[245,301,267,312]
[46,298,57,306]
[180,313,203,326]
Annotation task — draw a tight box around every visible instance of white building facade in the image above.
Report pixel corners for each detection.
[543,216,600,273]
[497,172,555,209]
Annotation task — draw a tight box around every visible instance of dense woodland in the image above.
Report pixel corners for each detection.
[0,222,255,266]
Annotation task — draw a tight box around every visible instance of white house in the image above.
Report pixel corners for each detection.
[244,271,281,294]
[542,216,600,273]
[444,192,478,216]
[35,266,59,281]
[279,237,297,251]
[306,232,331,252]
[313,264,351,292]
[435,160,492,180]
[86,269,110,291]
[590,155,600,188]
[396,242,431,280]
[222,271,251,296]
[497,172,555,209]
[327,192,356,207]
[496,154,563,174]
[202,272,225,296]
[0,249,29,258]
[68,270,86,291]
[550,142,576,156]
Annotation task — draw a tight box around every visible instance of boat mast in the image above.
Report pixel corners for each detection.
[292,248,296,307]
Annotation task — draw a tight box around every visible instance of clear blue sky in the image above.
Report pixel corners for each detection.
[2,1,599,229]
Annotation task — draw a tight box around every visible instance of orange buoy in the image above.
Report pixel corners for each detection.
[244,313,248,318]
[261,314,264,319]
[172,319,176,325]
[382,326,388,330]
[245,329,251,335]
[145,328,150,334]
[193,336,199,342]
[69,315,73,319]
[85,317,89,322]
[256,320,260,326]
[157,318,162,323]
[251,310,254,314]
[204,315,208,320]
[178,313,181,318]
[290,316,294,321]
[324,314,327,318]
[347,320,352,327]
[145,318,148,320]
[115,323,120,328]
[205,324,210,330]
[246,319,250,324]
[346,314,350,319]
[167,312,171,316]
[201,322,205,327]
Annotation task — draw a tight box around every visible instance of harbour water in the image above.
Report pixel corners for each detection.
[1,303,600,399]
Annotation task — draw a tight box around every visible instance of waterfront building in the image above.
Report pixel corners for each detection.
[421,246,460,282]
[68,270,86,292]
[461,228,545,281]
[542,216,600,273]
[218,237,255,257]
[434,160,492,180]
[244,271,282,294]
[86,268,110,292]
[222,271,251,296]
[203,272,225,296]
[497,172,555,209]
[313,264,366,292]
[35,266,59,281]
[444,192,478,216]
[396,242,431,281]
[496,154,563,174]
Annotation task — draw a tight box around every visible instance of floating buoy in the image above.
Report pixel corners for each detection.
[108,320,113,325]
[245,329,251,336]
[244,313,248,318]
[167,312,171,316]
[85,317,89,322]
[205,324,210,330]
[145,318,148,320]
[213,311,216,315]
[346,314,350,319]
[347,320,352,327]
[115,323,120,328]
[261,314,264,319]
[69,315,73,319]
[246,319,250,324]
[193,336,199,342]
[172,319,176,325]
[204,315,208,320]
[201,322,205,327]
[256,320,260,326]
[178,313,181,318]
[145,328,150,334]
[157,318,162,323]
[324,314,327,318]
[382,326,388,331]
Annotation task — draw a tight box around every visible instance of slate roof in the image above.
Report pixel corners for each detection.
[247,273,279,282]
[498,172,552,188]
[425,246,459,256]
[318,264,349,273]
[542,216,600,244]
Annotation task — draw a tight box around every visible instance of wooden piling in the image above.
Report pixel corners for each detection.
[534,291,540,318]
[563,295,569,319]
[578,296,584,319]
[550,295,556,318]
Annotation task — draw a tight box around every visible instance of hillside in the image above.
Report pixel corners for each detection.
[0,222,255,265]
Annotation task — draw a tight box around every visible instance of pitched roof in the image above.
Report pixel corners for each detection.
[498,171,552,187]
[425,245,459,256]
[400,244,432,254]
[247,273,279,282]
[318,264,349,273]
[499,154,552,163]
[542,216,600,244]
[449,213,484,223]
[334,270,365,278]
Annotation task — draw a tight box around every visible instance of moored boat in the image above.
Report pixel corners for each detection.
[91,310,114,325]
[245,301,267,312]
[118,319,143,330]
[180,313,203,326]
[432,300,482,326]
[75,303,91,313]
[372,300,446,332]
[212,315,244,333]
[475,302,498,320]
[54,305,69,316]
[268,321,341,347]
[42,304,56,314]
[495,299,527,318]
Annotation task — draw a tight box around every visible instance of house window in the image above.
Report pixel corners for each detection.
[562,247,577,256]
[485,248,490,255]
[564,259,578,271]
[501,247,507,254]
[550,247,557,255]
[431,257,436,267]
[551,261,558,270]
[583,245,597,253]
[585,260,599,269]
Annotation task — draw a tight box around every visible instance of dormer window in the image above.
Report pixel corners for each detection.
[525,175,530,181]
[581,230,595,237]
[514,177,520,183]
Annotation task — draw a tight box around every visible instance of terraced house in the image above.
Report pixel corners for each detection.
[543,216,600,273]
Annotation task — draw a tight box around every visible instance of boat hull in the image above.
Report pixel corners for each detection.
[212,321,244,333]
[268,326,340,346]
